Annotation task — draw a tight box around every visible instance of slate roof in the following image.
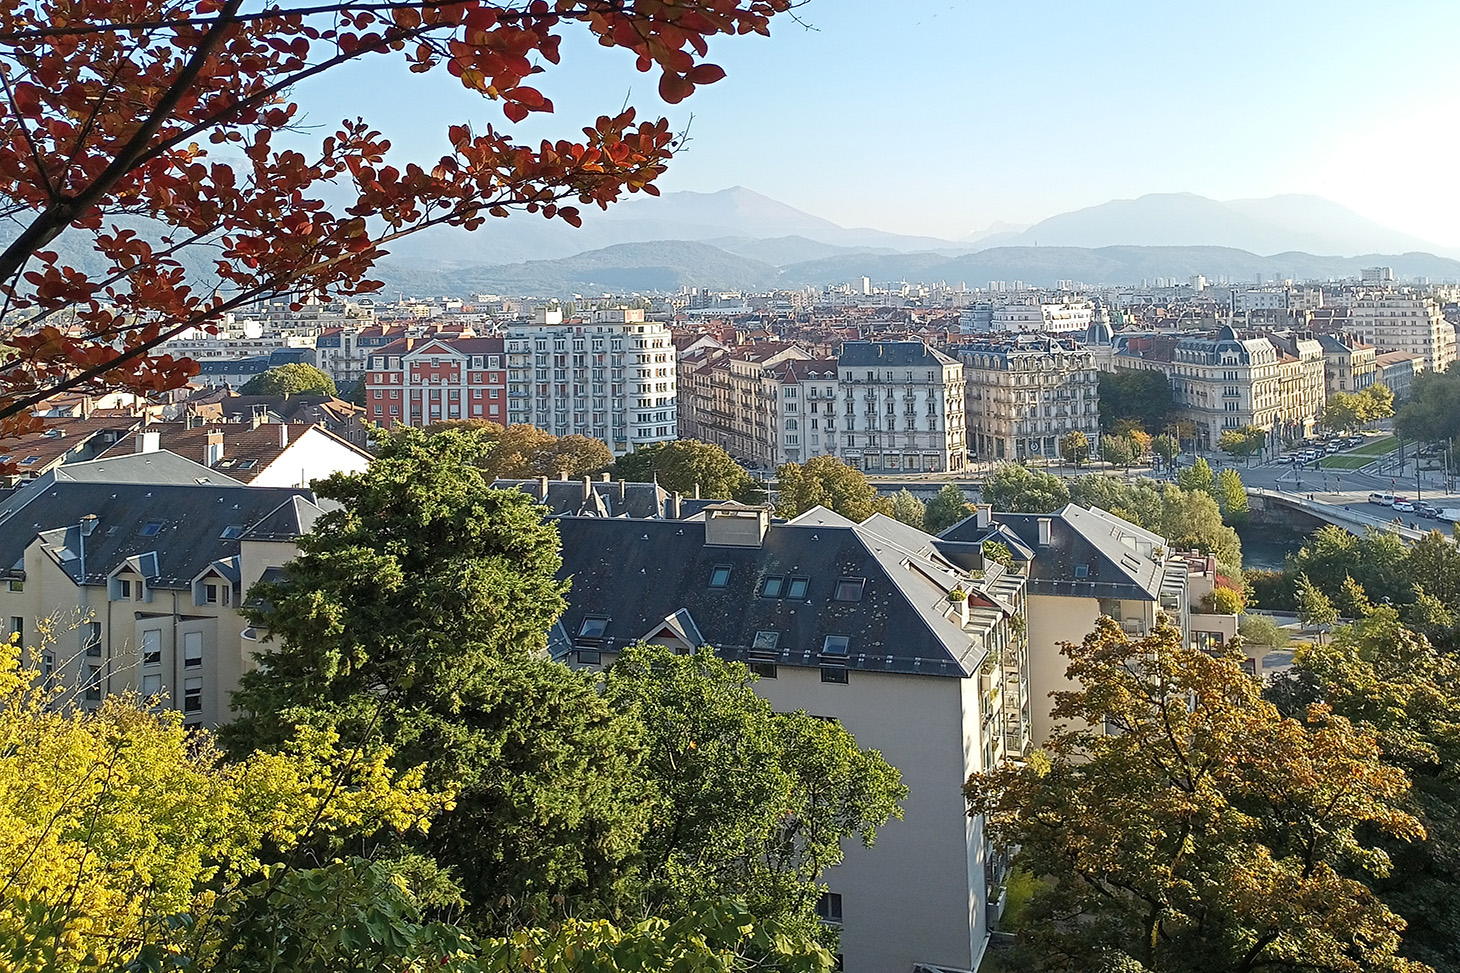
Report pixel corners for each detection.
[837,341,958,368]
[0,480,320,585]
[940,504,1167,602]
[554,506,1021,679]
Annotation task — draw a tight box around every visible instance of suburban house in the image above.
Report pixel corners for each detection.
[94,421,372,486]
[550,502,1032,973]
[0,453,326,726]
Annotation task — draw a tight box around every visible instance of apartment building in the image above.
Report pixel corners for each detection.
[1097,325,1324,449]
[0,453,322,728]
[506,308,676,455]
[1348,296,1456,373]
[364,335,507,428]
[315,324,414,390]
[551,503,1031,973]
[675,343,815,468]
[837,341,967,473]
[954,335,1100,463]
[1316,333,1378,395]
[981,300,1095,335]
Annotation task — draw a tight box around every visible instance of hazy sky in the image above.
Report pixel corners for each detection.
[301,0,1460,245]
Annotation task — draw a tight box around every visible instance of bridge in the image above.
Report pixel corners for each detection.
[1247,489,1438,544]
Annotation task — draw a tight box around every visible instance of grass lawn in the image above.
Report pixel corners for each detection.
[1319,436,1399,469]
[1351,436,1399,456]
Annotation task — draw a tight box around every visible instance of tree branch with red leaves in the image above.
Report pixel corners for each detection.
[0,0,794,450]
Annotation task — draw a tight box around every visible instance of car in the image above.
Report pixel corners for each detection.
[1393,500,1415,513]
[1369,492,1397,505]
[1416,502,1441,518]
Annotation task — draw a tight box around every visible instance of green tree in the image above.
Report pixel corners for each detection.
[428,420,613,479]
[889,489,927,531]
[966,617,1423,973]
[1363,383,1396,422]
[982,464,1070,514]
[1215,468,1249,523]
[615,439,757,500]
[1176,456,1216,498]
[1101,434,1139,470]
[1097,369,1175,433]
[222,425,652,925]
[1296,573,1339,643]
[1152,433,1180,466]
[1158,484,1243,579]
[239,362,339,397]
[1060,430,1091,468]
[1237,613,1290,651]
[982,540,1016,570]
[1397,368,1460,442]
[775,456,892,521]
[604,644,905,944]
[924,483,974,534]
[1267,607,1460,970]
[1216,424,1266,464]
[1319,392,1364,434]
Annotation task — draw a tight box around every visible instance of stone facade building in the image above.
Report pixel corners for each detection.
[953,335,1100,463]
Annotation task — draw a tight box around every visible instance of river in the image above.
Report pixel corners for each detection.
[1235,522,1310,572]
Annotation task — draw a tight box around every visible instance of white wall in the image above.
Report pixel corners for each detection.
[752,665,987,973]
[250,427,371,488]
[1025,593,1100,746]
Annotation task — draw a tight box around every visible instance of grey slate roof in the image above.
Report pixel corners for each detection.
[554,507,1018,678]
[940,504,1166,602]
[0,481,320,586]
[837,340,958,368]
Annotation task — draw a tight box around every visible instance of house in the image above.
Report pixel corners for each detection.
[551,503,1032,973]
[0,453,325,726]
[94,421,372,487]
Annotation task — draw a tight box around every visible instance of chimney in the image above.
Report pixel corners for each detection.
[582,475,592,503]
[556,469,568,482]
[956,593,970,627]
[1037,517,1052,546]
[205,429,224,467]
[703,505,771,547]
[618,479,627,503]
[278,423,289,448]
[669,491,682,519]
[976,504,991,529]
[537,475,549,498]
[135,431,160,454]
[600,472,611,482]
[694,483,701,500]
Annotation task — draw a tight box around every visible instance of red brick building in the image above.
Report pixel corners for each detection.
[365,336,506,427]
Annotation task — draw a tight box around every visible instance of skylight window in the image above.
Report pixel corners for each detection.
[760,576,784,598]
[220,525,245,539]
[140,521,164,536]
[821,635,850,657]
[19,456,38,465]
[1074,564,1089,579]
[786,577,809,599]
[708,564,732,588]
[577,616,609,639]
[752,631,780,652]
[833,578,865,602]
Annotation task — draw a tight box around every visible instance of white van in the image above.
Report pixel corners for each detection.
[1368,492,1396,506]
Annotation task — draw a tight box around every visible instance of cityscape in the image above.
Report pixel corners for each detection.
[3,3,1460,973]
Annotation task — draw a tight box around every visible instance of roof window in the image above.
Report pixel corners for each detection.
[833,578,865,602]
[1074,564,1089,579]
[760,576,784,598]
[821,635,850,657]
[708,564,732,588]
[140,520,165,536]
[220,525,245,539]
[786,577,809,599]
[577,616,609,639]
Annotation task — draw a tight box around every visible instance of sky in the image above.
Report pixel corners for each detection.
[299,0,1460,246]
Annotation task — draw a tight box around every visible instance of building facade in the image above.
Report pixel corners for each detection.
[506,308,676,454]
[365,336,507,428]
[675,343,815,468]
[954,335,1100,463]
[836,341,967,473]
[1317,333,1378,395]
[1348,296,1456,374]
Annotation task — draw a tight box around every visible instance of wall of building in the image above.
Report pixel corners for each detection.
[250,428,372,488]
[752,665,987,973]
[1024,593,1100,746]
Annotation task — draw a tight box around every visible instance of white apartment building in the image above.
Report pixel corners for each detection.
[506,308,676,455]
[955,335,1101,463]
[1347,296,1457,373]
[836,342,967,474]
[988,301,1095,335]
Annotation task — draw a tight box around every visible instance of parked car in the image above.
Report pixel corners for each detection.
[1394,500,1416,513]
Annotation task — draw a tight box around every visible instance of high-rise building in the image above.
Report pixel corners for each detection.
[506,308,676,454]
[1347,296,1456,373]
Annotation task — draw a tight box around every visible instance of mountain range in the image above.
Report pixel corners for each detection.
[371,187,1460,296]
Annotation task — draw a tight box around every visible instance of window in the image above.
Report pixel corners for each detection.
[117,578,132,599]
[85,664,102,702]
[140,520,164,536]
[142,673,162,696]
[142,629,162,666]
[85,622,101,657]
[7,580,21,593]
[1073,564,1089,579]
[750,662,778,679]
[8,616,20,639]
[708,564,732,588]
[576,649,602,666]
[204,583,224,605]
[816,892,843,924]
[578,616,609,639]
[220,525,244,539]
[183,632,203,669]
[183,678,203,714]
[822,634,850,658]
[833,578,865,602]
[821,666,849,684]
[760,576,784,598]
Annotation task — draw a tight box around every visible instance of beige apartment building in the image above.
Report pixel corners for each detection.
[1348,296,1456,373]
[1096,325,1325,449]
[836,341,967,473]
[0,453,320,727]
[1317,333,1378,394]
[675,342,816,468]
[953,335,1101,463]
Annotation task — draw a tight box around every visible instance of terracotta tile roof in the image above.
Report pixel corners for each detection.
[94,421,312,482]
